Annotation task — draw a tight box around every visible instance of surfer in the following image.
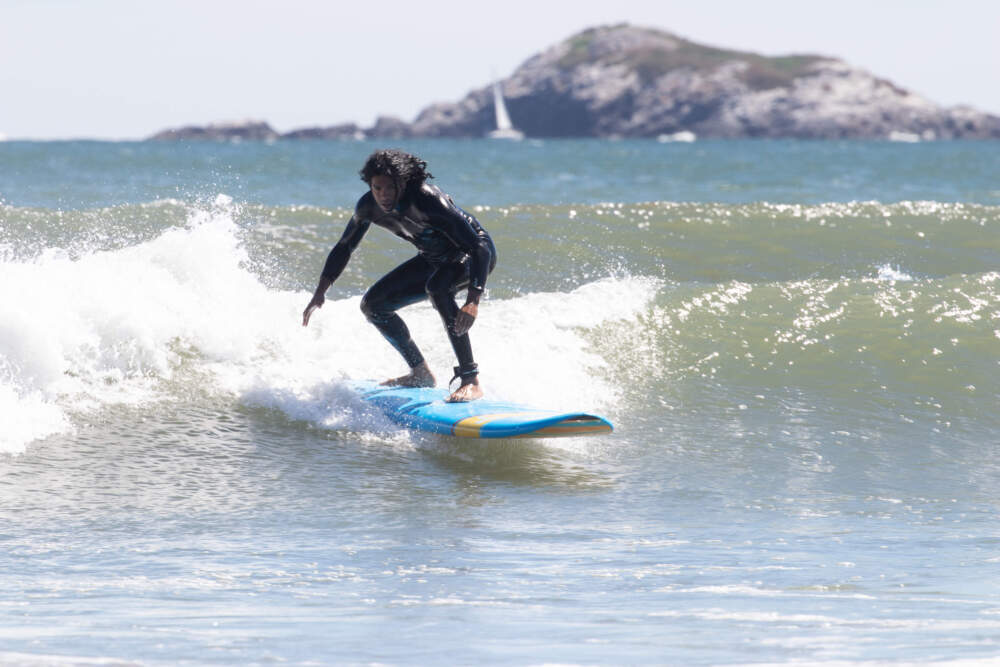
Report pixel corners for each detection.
[302,149,497,403]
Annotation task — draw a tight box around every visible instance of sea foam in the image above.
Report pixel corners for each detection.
[0,198,268,453]
[0,198,656,453]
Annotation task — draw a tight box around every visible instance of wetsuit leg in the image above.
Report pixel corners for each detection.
[425,261,475,376]
[360,255,434,368]
[426,238,497,380]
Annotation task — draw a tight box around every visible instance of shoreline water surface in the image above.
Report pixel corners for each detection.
[1,139,998,665]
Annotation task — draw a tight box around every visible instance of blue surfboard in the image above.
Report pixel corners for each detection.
[351,381,613,439]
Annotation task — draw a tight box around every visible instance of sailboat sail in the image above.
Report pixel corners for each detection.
[493,82,514,131]
[488,80,524,140]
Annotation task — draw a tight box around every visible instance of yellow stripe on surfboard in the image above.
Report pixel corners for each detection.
[452,412,551,438]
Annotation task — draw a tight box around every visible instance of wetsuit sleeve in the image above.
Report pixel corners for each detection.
[421,189,494,295]
[320,201,372,283]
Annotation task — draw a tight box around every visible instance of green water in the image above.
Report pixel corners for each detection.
[1,139,999,665]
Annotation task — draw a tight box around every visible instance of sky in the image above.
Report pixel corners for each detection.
[2,0,998,139]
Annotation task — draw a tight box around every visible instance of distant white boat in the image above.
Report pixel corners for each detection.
[487,81,524,140]
[888,129,936,142]
[888,130,921,143]
[657,130,697,143]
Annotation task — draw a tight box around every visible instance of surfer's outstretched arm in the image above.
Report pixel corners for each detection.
[302,276,333,326]
[302,209,371,327]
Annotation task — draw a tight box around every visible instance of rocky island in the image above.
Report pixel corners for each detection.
[148,24,1000,141]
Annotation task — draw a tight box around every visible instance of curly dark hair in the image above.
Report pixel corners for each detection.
[359,149,433,192]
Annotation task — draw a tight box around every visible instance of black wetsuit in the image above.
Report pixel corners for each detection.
[320,183,497,380]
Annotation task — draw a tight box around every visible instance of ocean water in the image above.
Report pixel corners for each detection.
[1,139,999,665]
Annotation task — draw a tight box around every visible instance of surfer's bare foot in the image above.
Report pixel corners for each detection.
[447,379,483,403]
[381,362,435,388]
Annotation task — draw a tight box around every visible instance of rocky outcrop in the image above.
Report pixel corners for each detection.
[148,119,279,141]
[410,24,1000,139]
[366,116,413,139]
[147,116,414,142]
[148,24,1000,141]
[282,122,363,140]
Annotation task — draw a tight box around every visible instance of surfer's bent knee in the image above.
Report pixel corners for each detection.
[359,293,387,323]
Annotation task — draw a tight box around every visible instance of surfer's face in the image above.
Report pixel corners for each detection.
[370,174,399,212]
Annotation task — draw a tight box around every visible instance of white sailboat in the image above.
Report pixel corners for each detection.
[487,80,524,140]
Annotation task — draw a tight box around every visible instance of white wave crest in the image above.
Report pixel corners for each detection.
[1,198,658,453]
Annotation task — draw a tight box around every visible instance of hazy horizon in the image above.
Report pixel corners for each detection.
[2,0,998,140]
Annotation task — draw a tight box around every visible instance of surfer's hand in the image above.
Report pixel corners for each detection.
[452,302,478,336]
[302,294,324,327]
